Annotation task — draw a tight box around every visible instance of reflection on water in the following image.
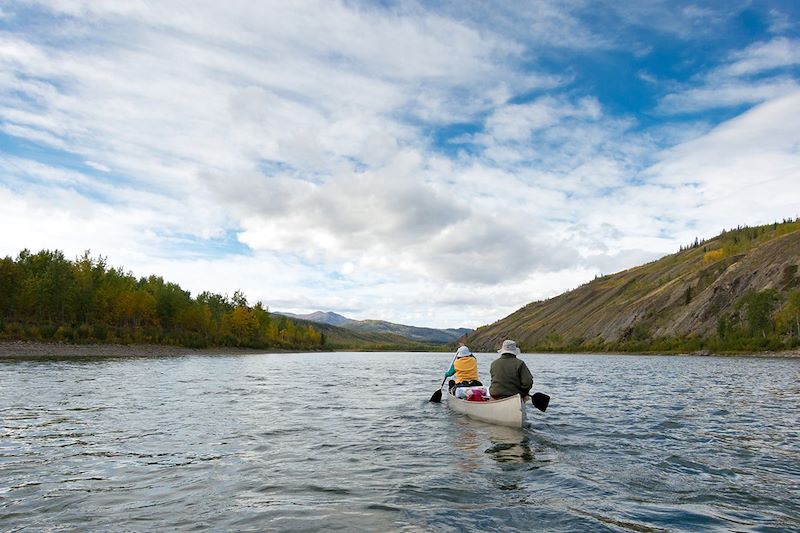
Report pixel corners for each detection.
[450,414,536,470]
[449,417,537,475]
[450,421,484,474]
[484,425,534,465]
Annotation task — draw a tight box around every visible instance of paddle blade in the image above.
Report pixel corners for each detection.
[429,389,443,403]
[531,392,550,412]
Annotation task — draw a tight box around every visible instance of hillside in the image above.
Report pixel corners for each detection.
[344,320,471,344]
[276,311,471,344]
[464,220,800,353]
[298,320,442,351]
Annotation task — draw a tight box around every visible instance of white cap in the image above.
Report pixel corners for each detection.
[455,346,472,358]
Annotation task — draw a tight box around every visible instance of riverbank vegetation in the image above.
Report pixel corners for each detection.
[0,250,324,349]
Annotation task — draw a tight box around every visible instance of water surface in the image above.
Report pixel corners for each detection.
[1,352,798,531]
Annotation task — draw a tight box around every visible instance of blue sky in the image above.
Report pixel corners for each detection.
[1,1,799,328]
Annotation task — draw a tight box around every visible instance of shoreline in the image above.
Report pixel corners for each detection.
[1,341,798,359]
[0,341,300,359]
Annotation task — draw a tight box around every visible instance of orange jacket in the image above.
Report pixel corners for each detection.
[445,355,480,383]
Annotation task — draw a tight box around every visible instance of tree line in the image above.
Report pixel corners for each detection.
[0,249,324,349]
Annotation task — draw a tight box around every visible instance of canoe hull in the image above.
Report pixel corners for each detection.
[447,393,526,427]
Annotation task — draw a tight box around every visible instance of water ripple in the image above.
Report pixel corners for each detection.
[1,352,798,531]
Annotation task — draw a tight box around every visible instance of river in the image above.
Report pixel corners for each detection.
[1,352,798,531]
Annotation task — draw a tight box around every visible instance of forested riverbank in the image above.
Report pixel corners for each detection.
[0,250,325,350]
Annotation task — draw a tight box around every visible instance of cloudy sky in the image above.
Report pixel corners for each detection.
[1,1,799,329]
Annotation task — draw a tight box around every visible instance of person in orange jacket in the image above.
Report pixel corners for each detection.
[445,345,483,396]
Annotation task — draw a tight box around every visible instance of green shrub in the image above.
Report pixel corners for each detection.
[93,323,108,341]
[77,323,92,341]
[4,322,23,339]
[54,325,75,342]
[25,324,42,340]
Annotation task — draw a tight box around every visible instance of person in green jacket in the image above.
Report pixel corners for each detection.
[489,339,533,399]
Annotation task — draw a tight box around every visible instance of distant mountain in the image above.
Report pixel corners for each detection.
[277,311,353,327]
[464,220,800,353]
[345,320,472,344]
[291,319,432,350]
[275,311,471,345]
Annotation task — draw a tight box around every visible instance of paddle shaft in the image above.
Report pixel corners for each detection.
[429,352,458,402]
[441,357,455,385]
[438,352,458,388]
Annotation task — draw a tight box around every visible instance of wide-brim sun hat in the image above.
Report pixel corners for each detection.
[497,339,521,356]
[455,346,472,358]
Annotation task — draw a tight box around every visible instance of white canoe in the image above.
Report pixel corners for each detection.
[447,392,526,428]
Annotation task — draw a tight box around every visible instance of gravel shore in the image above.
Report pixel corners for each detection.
[0,341,289,358]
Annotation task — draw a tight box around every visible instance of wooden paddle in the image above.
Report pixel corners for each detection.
[429,352,458,403]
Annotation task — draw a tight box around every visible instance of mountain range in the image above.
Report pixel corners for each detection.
[275,311,472,345]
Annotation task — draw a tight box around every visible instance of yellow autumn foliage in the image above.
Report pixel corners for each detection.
[703,249,725,263]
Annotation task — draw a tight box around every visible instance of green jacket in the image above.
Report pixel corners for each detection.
[489,353,533,398]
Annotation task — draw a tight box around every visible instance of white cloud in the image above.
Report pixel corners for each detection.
[429,0,615,50]
[658,77,799,114]
[0,4,515,186]
[659,37,800,114]
[84,160,110,172]
[642,90,800,239]
[767,9,795,35]
[721,38,800,77]
[484,96,602,142]
[604,2,732,40]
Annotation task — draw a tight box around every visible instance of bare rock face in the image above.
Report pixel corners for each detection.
[664,233,800,337]
[465,225,800,351]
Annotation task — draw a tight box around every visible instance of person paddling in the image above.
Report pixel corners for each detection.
[444,345,482,396]
[489,340,533,400]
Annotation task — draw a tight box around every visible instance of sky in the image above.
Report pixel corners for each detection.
[1,1,799,329]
